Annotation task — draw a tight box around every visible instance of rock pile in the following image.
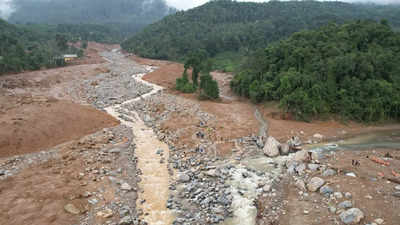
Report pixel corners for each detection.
[286,151,369,225]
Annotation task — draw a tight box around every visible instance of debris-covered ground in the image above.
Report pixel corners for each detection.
[0,46,150,225]
[1,45,400,225]
[127,55,400,225]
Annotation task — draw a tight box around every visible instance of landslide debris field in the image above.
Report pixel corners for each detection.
[0,44,399,225]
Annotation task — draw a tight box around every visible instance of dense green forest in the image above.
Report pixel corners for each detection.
[122,0,400,71]
[0,19,83,75]
[22,23,127,44]
[231,20,400,122]
[8,0,176,40]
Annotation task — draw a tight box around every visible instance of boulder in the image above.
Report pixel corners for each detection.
[307,177,325,192]
[287,161,298,175]
[263,184,272,192]
[320,185,333,196]
[280,143,290,155]
[338,200,353,209]
[294,150,310,162]
[322,168,337,177]
[295,179,306,191]
[97,209,113,218]
[295,163,306,175]
[345,192,352,199]
[334,192,344,199]
[263,136,281,157]
[339,208,364,224]
[64,204,80,215]
[308,163,320,171]
[121,183,132,191]
[393,191,400,198]
[178,173,190,183]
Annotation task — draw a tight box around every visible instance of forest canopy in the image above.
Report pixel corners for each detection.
[121,0,400,71]
[0,19,83,75]
[230,20,400,122]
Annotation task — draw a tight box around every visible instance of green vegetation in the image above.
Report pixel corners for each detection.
[231,20,400,122]
[199,73,219,100]
[176,70,196,93]
[0,19,84,75]
[16,23,127,44]
[122,0,400,71]
[176,51,219,99]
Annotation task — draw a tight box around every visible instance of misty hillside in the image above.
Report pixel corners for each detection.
[8,0,176,34]
[121,0,400,67]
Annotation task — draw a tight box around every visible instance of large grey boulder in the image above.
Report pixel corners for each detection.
[307,177,325,192]
[339,208,364,224]
[263,136,281,157]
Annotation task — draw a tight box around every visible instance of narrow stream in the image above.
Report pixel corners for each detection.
[104,51,175,224]
[255,108,268,137]
[306,129,400,153]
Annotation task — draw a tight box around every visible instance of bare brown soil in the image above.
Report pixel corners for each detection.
[0,128,128,225]
[142,62,260,156]
[0,96,118,158]
[0,43,125,225]
[136,55,400,225]
[140,58,400,147]
[278,149,400,225]
[259,104,400,143]
[0,43,119,158]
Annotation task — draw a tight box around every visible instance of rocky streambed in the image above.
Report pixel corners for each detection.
[72,49,399,225]
[120,91,297,224]
[3,48,398,225]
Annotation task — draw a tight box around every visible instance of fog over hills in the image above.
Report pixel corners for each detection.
[0,0,14,19]
[165,0,399,10]
[1,0,398,20]
[1,0,175,27]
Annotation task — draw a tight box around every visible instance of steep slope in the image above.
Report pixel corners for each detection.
[231,20,400,122]
[121,0,400,62]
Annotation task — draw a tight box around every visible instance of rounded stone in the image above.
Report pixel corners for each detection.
[339,208,364,224]
[307,177,325,192]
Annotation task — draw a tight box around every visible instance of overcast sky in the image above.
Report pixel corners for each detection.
[1,0,399,19]
[0,0,13,19]
[166,0,399,10]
